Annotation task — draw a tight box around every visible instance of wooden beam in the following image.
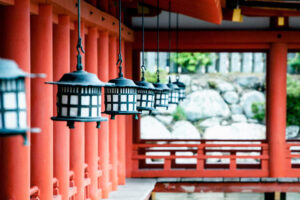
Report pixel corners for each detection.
[133,30,300,51]
[143,0,223,25]
[0,0,14,5]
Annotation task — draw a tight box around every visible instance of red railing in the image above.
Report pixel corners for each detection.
[286,140,300,176]
[132,139,269,178]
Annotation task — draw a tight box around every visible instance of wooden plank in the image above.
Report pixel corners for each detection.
[0,0,14,5]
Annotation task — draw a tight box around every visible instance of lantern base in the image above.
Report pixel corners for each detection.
[168,102,179,105]
[51,116,108,129]
[154,104,169,110]
[102,111,140,120]
[137,106,156,114]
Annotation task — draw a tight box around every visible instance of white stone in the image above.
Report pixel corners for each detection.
[240,91,265,118]
[286,125,300,139]
[180,90,230,121]
[203,123,266,140]
[222,91,239,104]
[235,76,262,89]
[156,115,173,125]
[231,114,247,123]
[230,104,243,115]
[141,116,172,139]
[198,117,222,128]
[208,80,235,92]
[171,120,201,139]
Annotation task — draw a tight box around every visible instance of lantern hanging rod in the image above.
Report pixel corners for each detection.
[141,0,146,81]
[117,0,124,78]
[76,0,85,71]
[168,0,171,71]
[176,12,180,79]
[156,0,160,83]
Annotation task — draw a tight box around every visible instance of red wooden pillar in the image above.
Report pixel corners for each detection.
[117,41,126,185]
[125,42,133,178]
[109,35,119,190]
[0,0,31,198]
[98,31,111,198]
[70,22,85,199]
[30,4,53,200]
[85,27,99,200]
[53,15,70,200]
[98,0,108,11]
[267,43,287,177]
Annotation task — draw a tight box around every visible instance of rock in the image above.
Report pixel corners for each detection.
[141,116,171,139]
[222,91,239,104]
[235,76,262,89]
[198,117,222,128]
[181,90,230,121]
[156,115,173,125]
[208,80,235,92]
[221,120,230,126]
[203,123,266,139]
[172,121,200,139]
[286,125,300,139]
[231,114,247,123]
[230,104,243,115]
[240,91,265,118]
[154,104,177,115]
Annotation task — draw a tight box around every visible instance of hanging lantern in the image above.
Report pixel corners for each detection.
[0,58,39,144]
[47,0,109,129]
[103,0,139,120]
[173,13,186,101]
[135,0,156,114]
[153,0,170,109]
[167,77,180,104]
[166,0,179,105]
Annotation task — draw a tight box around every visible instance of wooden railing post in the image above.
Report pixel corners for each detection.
[197,144,204,171]
[230,151,237,170]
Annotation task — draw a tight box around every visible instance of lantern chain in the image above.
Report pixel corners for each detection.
[141,0,146,81]
[176,12,180,81]
[117,0,124,78]
[76,0,85,71]
[168,0,171,83]
[156,0,160,83]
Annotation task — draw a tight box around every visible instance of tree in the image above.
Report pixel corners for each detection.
[288,53,300,73]
[171,52,212,73]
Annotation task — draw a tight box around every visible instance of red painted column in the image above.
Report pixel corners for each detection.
[30,4,53,200]
[85,27,99,200]
[125,42,133,178]
[53,15,70,200]
[98,0,108,11]
[117,40,126,185]
[70,22,85,199]
[0,0,31,198]
[109,35,119,190]
[267,43,287,177]
[98,31,111,198]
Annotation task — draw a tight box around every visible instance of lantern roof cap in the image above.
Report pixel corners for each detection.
[173,79,186,88]
[47,70,111,87]
[135,80,156,90]
[106,76,138,88]
[153,82,170,91]
[167,77,180,90]
[0,58,29,79]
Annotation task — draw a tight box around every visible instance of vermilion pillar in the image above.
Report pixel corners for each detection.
[125,42,133,178]
[267,43,287,177]
[85,27,99,200]
[70,22,85,199]
[118,40,126,185]
[98,31,111,198]
[109,35,119,190]
[98,0,108,11]
[53,15,70,200]
[0,0,31,198]
[30,4,53,200]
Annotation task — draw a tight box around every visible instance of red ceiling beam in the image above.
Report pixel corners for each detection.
[133,30,300,51]
[143,0,223,25]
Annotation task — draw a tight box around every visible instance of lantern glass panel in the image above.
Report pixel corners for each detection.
[81,108,89,117]
[4,93,17,109]
[19,111,27,128]
[70,108,78,116]
[70,95,78,105]
[5,112,17,128]
[81,96,90,105]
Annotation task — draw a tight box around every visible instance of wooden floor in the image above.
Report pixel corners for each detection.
[107,178,157,200]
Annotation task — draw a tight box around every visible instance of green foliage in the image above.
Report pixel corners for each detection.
[251,76,300,126]
[171,52,212,73]
[289,53,300,73]
[172,106,187,121]
[286,76,300,126]
[251,102,265,122]
[144,69,168,84]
